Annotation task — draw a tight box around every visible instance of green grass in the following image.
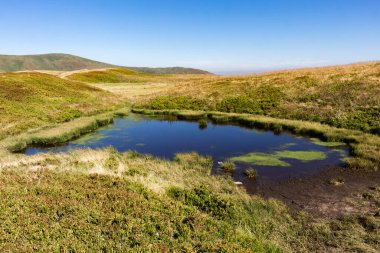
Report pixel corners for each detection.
[136,62,380,134]
[0,72,122,140]
[141,96,209,111]
[0,53,116,72]
[220,161,236,172]
[0,108,130,157]
[68,68,147,83]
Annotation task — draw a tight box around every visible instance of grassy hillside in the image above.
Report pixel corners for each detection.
[0,54,211,74]
[67,68,150,83]
[0,54,116,72]
[128,66,211,75]
[138,62,380,134]
[0,72,121,139]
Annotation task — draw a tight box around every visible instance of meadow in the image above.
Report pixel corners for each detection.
[0,62,379,252]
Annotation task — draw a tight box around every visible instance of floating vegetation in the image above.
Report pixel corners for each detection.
[310,138,345,147]
[231,150,327,166]
[278,143,297,149]
[136,143,146,146]
[71,133,106,145]
[231,152,290,167]
[275,150,327,161]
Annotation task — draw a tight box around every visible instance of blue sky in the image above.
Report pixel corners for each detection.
[1,0,379,74]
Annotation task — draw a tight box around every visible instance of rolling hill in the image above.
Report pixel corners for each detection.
[0,53,211,74]
[0,54,116,72]
[138,61,380,134]
[0,72,121,139]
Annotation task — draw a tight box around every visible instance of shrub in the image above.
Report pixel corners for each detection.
[216,85,284,115]
[144,96,208,110]
[104,154,119,173]
[167,185,236,219]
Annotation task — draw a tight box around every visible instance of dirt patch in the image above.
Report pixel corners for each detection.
[254,167,380,218]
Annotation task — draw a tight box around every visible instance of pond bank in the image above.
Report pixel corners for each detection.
[132,108,380,172]
[0,107,130,158]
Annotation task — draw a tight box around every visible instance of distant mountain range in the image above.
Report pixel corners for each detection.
[0,53,211,74]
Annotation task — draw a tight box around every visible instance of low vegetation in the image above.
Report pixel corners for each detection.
[198,119,208,129]
[0,53,211,74]
[67,68,147,83]
[220,161,236,172]
[0,149,378,252]
[0,61,379,251]
[137,62,380,134]
[0,72,123,140]
[0,53,115,72]
[245,168,258,180]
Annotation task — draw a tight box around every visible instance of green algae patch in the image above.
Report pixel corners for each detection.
[310,138,345,147]
[231,150,327,167]
[275,150,327,161]
[230,152,290,167]
[71,133,106,145]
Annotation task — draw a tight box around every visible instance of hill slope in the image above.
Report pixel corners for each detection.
[0,72,121,139]
[139,61,380,134]
[0,54,116,72]
[0,54,211,74]
[128,66,211,74]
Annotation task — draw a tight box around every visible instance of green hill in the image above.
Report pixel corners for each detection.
[0,72,121,139]
[0,54,211,74]
[0,54,116,72]
[128,66,211,74]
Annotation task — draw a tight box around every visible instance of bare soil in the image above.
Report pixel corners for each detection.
[255,166,380,218]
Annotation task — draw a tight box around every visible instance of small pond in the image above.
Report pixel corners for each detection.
[26,114,349,192]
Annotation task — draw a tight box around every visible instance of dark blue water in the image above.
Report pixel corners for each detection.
[26,114,349,190]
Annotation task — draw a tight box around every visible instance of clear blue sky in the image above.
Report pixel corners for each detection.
[1,0,379,74]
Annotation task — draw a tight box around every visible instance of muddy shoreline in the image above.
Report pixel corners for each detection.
[253,166,380,218]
